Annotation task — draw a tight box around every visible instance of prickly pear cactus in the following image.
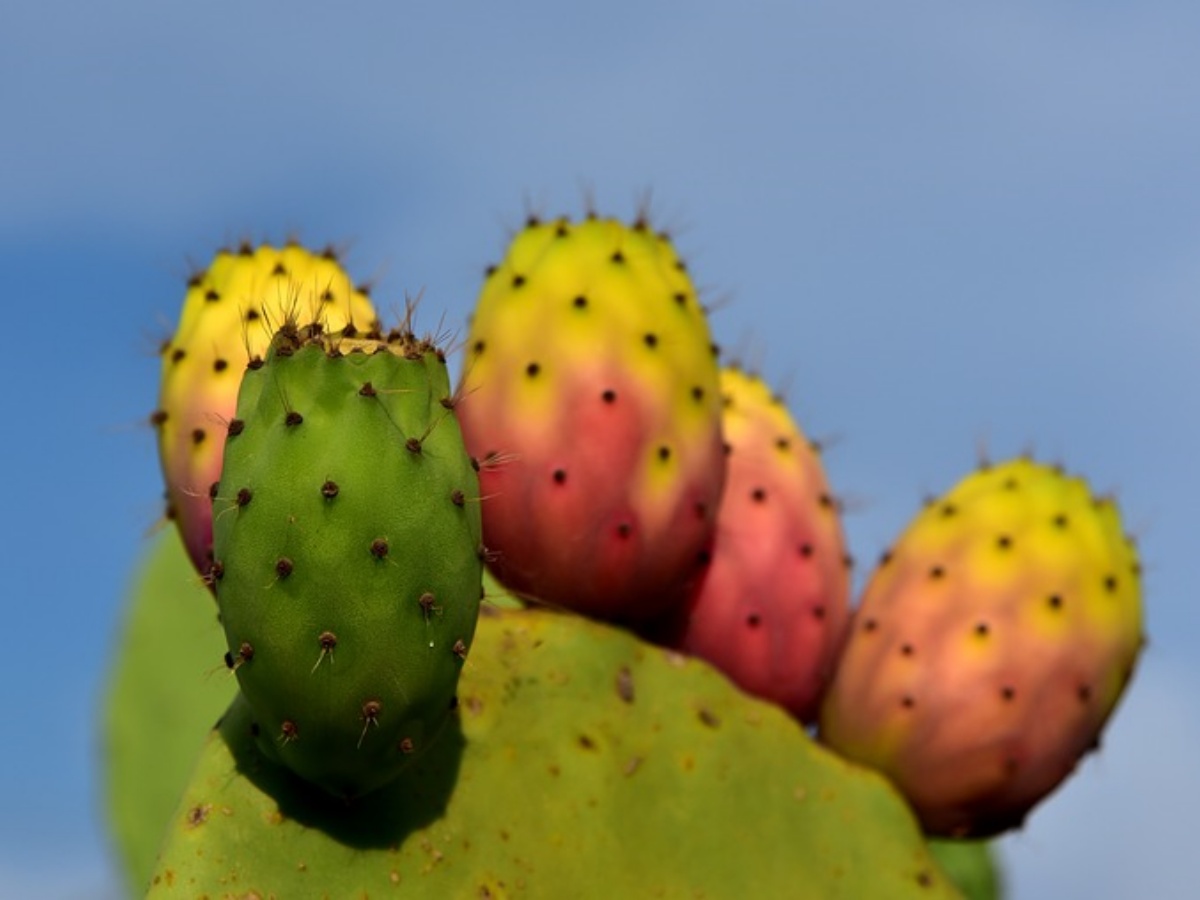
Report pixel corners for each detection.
[153,244,377,580]
[147,603,962,899]
[212,322,482,798]
[456,215,725,623]
[819,458,1145,837]
[664,366,852,723]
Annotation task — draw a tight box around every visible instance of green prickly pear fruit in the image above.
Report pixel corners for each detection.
[152,243,377,581]
[819,457,1145,837]
[456,214,725,624]
[664,367,851,723]
[212,322,481,799]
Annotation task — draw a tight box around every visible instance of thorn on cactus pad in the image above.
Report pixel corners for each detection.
[643,332,658,348]
[358,701,382,748]
[170,347,186,363]
[149,409,168,427]
[398,737,415,754]
[312,631,338,673]
[525,362,540,378]
[191,428,206,446]
[208,482,220,499]
[275,557,293,578]
[452,639,467,659]
[285,410,303,427]
[321,479,339,499]
[370,538,389,559]
[235,488,252,507]
[573,295,587,309]
[279,720,298,745]
[246,308,261,323]
[418,592,442,622]
[511,274,526,288]
[247,356,264,370]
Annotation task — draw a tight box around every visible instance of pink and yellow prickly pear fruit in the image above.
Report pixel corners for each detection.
[151,243,377,581]
[456,215,725,623]
[819,457,1145,838]
[665,367,851,723]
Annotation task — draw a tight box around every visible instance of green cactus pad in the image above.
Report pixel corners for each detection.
[927,839,1002,900]
[148,604,961,898]
[212,326,483,798]
[102,532,237,893]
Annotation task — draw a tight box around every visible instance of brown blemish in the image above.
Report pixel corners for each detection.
[615,666,635,703]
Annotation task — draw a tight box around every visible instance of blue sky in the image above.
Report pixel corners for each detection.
[3,2,1198,896]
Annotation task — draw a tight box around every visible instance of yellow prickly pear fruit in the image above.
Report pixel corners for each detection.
[151,243,377,582]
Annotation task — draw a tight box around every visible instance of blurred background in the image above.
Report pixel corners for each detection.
[2,2,1197,896]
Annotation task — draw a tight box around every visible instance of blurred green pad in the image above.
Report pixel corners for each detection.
[928,838,1002,900]
[146,613,960,896]
[110,533,995,899]
[103,532,237,894]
